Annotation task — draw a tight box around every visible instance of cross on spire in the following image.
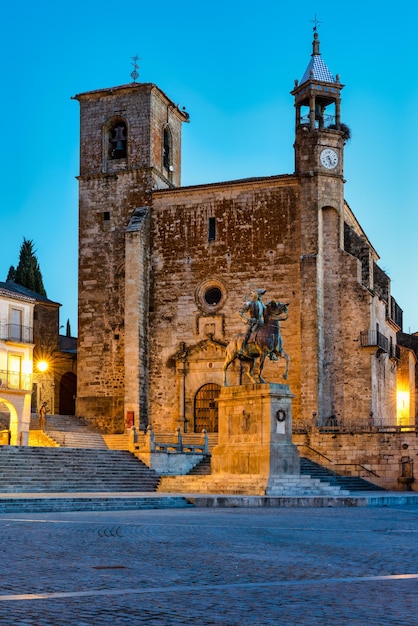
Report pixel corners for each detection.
[309,14,322,32]
[130,54,140,83]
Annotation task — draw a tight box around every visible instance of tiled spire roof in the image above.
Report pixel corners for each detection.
[300,32,335,84]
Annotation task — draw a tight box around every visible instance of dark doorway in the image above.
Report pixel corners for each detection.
[194,383,220,433]
[59,372,77,415]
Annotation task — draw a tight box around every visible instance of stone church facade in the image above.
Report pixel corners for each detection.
[75,34,408,434]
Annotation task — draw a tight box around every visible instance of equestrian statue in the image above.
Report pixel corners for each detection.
[223,288,290,386]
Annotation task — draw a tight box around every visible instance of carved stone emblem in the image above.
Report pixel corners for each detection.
[240,410,251,433]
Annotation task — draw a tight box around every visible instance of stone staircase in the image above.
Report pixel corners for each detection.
[158,473,349,496]
[0,447,161,493]
[300,457,385,492]
[187,454,212,475]
[41,415,108,449]
[266,476,348,496]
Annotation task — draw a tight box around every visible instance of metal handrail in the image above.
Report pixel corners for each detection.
[0,324,33,343]
[360,330,389,352]
[294,420,418,434]
[0,369,32,392]
[296,444,380,477]
[333,463,380,478]
[295,443,334,463]
[300,113,336,127]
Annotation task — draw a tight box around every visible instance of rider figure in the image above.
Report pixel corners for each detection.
[238,288,266,349]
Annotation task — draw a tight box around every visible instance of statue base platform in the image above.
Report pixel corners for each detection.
[211,383,300,477]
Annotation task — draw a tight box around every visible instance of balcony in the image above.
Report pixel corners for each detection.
[0,369,32,392]
[360,330,389,353]
[387,296,403,330]
[0,324,33,343]
[389,344,401,362]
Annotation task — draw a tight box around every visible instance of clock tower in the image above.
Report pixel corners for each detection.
[292,31,349,424]
[291,30,346,180]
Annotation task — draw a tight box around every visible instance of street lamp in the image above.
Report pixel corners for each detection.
[36,360,53,414]
[37,360,49,373]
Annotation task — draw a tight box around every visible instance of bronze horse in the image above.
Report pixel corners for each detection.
[223,301,290,386]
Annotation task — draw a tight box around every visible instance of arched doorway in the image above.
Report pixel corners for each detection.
[59,372,77,415]
[0,398,17,444]
[194,383,220,433]
[0,401,11,444]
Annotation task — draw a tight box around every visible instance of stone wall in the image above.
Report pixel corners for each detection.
[150,177,303,430]
[33,302,60,356]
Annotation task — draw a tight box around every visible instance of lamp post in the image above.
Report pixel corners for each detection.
[36,360,53,415]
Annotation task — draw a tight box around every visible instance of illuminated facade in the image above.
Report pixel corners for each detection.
[0,286,35,444]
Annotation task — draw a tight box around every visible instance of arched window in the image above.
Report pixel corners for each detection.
[108,119,127,160]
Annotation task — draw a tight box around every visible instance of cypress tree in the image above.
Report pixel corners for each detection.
[11,238,47,297]
[6,266,16,281]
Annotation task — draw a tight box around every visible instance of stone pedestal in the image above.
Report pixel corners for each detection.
[211,383,299,477]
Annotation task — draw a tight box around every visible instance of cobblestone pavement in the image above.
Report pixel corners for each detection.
[0,505,418,625]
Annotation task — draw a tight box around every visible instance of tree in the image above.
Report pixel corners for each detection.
[9,238,47,296]
[6,265,16,281]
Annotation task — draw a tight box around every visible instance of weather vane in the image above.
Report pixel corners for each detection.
[130,54,140,83]
[309,14,322,32]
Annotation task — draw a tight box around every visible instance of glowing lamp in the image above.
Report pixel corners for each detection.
[396,390,410,423]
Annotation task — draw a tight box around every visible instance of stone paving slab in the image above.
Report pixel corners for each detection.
[0,506,417,624]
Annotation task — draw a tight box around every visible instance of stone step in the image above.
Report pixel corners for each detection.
[159,475,270,495]
[0,495,194,514]
[45,430,108,448]
[103,434,130,450]
[267,476,348,496]
[300,457,385,491]
[31,414,101,431]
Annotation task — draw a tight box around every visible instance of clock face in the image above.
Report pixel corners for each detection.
[320,148,339,170]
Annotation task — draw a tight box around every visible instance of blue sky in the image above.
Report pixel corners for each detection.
[1,1,417,333]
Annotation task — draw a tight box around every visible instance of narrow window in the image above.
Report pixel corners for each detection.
[8,354,22,389]
[208,217,216,241]
[10,308,22,341]
[163,126,172,171]
[103,211,110,222]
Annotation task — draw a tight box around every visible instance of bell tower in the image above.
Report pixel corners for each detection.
[292,31,345,180]
[292,32,349,425]
[74,82,189,428]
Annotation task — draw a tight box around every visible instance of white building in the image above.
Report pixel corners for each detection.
[0,286,35,444]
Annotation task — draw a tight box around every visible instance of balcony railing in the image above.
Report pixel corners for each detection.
[0,369,32,392]
[300,113,336,128]
[389,344,401,362]
[0,324,33,343]
[387,296,403,330]
[360,330,389,353]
